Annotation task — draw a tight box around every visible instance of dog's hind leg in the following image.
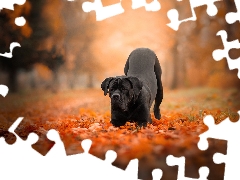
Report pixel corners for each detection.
[153,57,163,120]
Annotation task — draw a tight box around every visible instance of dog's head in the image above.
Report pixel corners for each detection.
[101,76,143,111]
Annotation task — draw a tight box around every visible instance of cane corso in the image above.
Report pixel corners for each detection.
[101,48,163,127]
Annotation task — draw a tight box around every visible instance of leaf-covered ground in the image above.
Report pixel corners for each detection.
[1,88,240,180]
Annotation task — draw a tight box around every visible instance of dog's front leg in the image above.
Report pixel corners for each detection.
[110,110,128,127]
[133,105,152,127]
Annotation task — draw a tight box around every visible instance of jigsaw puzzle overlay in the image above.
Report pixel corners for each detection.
[81,0,161,21]
[0,116,140,180]
[80,0,240,78]
[1,105,239,179]
[198,114,240,180]
[167,0,221,31]
[0,0,26,58]
[212,30,240,78]
[0,0,26,11]
[166,0,240,78]
[1,0,240,180]
[0,42,21,58]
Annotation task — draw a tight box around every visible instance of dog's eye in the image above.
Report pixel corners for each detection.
[121,87,127,91]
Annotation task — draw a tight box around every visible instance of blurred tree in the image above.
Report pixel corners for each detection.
[26,0,65,92]
[170,1,190,89]
[61,0,103,89]
[0,1,33,92]
[0,0,65,92]
[1,0,238,92]
[169,0,240,89]
[30,46,64,92]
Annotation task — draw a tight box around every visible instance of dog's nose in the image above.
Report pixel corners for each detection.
[112,93,120,100]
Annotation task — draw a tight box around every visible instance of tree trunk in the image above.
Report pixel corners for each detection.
[30,69,36,89]
[87,73,94,88]
[8,68,18,93]
[170,44,178,89]
[51,69,59,93]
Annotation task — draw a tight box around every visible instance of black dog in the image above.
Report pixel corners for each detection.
[101,48,163,127]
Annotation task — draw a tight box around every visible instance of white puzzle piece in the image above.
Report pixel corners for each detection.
[225,0,240,24]
[82,0,124,21]
[166,155,209,180]
[0,85,9,97]
[212,30,240,78]
[0,0,26,11]
[1,0,240,180]
[198,113,240,180]
[131,0,161,12]
[167,0,221,30]
[15,16,26,26]
[0,0,26,58]
[152,169,163,180]
[0,42,21,58]
[0,119,140,180]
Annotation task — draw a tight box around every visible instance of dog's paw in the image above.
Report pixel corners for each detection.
[110,119,126,127]
[137,121,148,128]
[154,106,161,120]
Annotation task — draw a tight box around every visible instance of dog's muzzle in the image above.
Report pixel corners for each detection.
[111,93,120,101]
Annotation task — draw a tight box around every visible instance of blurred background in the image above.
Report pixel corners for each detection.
[0,0,239,93]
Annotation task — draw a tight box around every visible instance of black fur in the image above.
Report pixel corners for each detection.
[101,48,163,127]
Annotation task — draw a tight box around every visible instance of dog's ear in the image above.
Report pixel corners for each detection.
[127,77,143,103]
[101,77,114,96]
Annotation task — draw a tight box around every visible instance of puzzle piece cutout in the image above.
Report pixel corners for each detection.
[77,139,140,180]
[0,84,9,97]
[0,117,70,180]
[0,0,26,11]
[167,0,221,30]
[1,117,62,156]
[0,84,55,152]
[0,0,27,27]
[81,0,161,21]
[0,84,18,145]
[1,117,163,180]
[225,0,240,24]
[198,112,240,180]
[152,169,163,180]
[166,155,209,180]
[1,117,43,156]
[10,117,56,155]
[1,109,236,180]
[212,30,240,78]
[0,0,26,27]
[0,117,143,180]
[0,0,26,58]
[1,118,66,180]
[1,1,240,179]
[0,42,21,58]
[82,0,124,21]
[131,0,161,12]
[15,16,26,26]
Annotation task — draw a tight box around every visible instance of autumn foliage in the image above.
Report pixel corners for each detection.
[0,88,239,179]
